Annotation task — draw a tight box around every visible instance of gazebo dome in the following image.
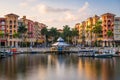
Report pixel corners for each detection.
[57,37,64,42]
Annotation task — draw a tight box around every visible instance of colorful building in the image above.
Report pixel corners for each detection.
[101,13,115,46]
[5,13,19,47]
[20,16,36,45]
[85,17,93,46]
[0,18,7,47]
[34,22,46,43]
[92,15,100,40]
[114,17,120,46]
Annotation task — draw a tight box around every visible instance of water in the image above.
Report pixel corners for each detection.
[0,54,120,80]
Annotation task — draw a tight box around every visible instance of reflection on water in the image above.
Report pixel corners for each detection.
[0,54,120,80]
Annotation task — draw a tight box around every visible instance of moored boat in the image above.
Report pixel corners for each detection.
[94,53,113,58]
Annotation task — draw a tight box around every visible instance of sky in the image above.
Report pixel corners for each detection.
[0,0,120,29]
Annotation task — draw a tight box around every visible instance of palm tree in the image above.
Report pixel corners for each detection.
[0,31,4,48]
[62,25,72,43]
[92,21,102,46]
[49,27,58,43]
[18,24,27,47]
[107,30,113,37]
[41,27,48,47]
[71,28,79,45]
[13,32,19,38]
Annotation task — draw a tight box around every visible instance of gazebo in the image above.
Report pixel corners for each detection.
[51,37,70,53]
[52,37,69,47]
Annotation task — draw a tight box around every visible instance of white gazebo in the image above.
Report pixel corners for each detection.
[52,37,69,47]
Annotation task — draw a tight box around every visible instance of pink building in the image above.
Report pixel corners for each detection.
[27,20,35,38]
[101,13,115,46]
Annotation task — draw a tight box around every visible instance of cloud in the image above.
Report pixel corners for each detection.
[35,4,70,14]
[19,2,28,7]
[25,0,36,2]
[62,12,77,22]
[79,2,89,12]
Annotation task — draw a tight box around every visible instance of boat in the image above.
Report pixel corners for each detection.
[94,53,113,58]
[94,50,113,58]
[0,50,13,58]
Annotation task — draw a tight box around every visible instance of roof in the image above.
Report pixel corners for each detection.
[5,13,19,17]
[57,37,64,42]
[101,13,116,16]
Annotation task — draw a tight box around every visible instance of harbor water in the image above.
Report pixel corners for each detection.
[0,54,120,80]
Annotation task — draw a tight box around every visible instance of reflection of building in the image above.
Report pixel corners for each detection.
[114,17,120,46]
[101,13,115,46]
[0,18,7,46]
[5,13,19,47]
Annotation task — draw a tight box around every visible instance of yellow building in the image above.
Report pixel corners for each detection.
[85,17,93,46]
[5,13,19,47]
[92,15,101,41]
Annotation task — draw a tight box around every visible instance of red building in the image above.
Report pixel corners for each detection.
[0,18,7,46]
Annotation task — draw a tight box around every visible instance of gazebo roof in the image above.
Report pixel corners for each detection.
[57,37,64,42]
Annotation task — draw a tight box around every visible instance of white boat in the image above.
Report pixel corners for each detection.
[94,53,113,58]
[94,50,113,58]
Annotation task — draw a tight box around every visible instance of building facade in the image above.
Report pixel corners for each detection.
[114,17,120,46]
[34,22,46,44]
[85,17,93,46]
[0,18,7,47]
[5,13,19,47]
[101,13,115,46]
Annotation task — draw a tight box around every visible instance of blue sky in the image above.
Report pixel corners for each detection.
[0,0,120,29]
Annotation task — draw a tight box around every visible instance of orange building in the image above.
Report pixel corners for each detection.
[5,13,19,47]
[101,13,115,46]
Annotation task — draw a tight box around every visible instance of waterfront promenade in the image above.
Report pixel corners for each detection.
[1,47,120,53]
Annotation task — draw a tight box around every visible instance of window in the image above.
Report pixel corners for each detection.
[10,25,12,29]
[108,20,111,22]
[10,35,12,39]
[10,41,12,45]
[108,25,111,27]
[9,20,12,24]
[14,25,16,28]
[14,20,16,24]
[10,30,12,34]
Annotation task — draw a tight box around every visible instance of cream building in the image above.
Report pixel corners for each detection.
[5,13,19,47]
[114,17,120,46]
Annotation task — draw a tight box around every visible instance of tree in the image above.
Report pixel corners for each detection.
[92,20,102,46]
[49,27,58,43]
[18,24,27,47]
[41,27,48,47]
[107,30,113,37]
[13,32,19,38]
[0,31,4,47]
[62,25,72,43]
[71,28,79,45]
